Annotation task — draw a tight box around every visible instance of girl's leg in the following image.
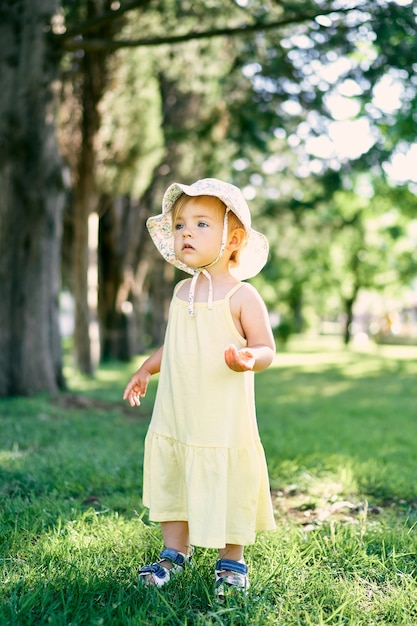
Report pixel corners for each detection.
[218,544,244,561]
[161,521,191,556]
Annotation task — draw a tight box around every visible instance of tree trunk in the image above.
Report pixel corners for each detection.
[0,0,66,396]
[97,183,168,359]
[343,286,359,346]
[72,50,104,374]
[98,195,139,361]
[343,297,354,345]
[343,246,362,345]
[289,282,303,333]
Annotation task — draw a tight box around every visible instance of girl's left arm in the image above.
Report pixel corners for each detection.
[225,284,275,372]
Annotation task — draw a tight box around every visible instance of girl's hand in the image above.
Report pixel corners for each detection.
[123,368,151,407]
[224,344,255,372]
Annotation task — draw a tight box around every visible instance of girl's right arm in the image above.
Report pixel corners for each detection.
[123,345,163,407]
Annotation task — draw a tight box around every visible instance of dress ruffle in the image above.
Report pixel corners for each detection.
[143,431,276,548]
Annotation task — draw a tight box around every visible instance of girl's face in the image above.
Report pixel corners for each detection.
[173,196,225,269]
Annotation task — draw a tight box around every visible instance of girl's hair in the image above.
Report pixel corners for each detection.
[172,194,247,266]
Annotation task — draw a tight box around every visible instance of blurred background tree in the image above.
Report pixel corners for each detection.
[0,0,416,396]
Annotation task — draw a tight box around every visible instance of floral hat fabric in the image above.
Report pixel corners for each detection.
[146,178,269,280]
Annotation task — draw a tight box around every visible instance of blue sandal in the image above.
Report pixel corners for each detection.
[214,558,250,598]
[139,548,191,587]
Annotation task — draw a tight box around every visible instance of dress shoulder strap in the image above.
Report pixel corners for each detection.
[225,282,245,300]
[173,278,190,297]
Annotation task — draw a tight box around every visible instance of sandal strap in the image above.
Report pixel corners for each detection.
[139,550,187,576]
[214,559,250,598]
[138,548,190,587]
[159,548,187,567]
[215,559,248,575]
[139,562,169,580]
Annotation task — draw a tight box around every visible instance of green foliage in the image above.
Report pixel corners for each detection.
[273,317,295,346]
[1,340,417,623]
[97,46,164,197]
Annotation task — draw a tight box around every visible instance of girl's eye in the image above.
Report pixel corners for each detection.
[198,221,208,228]
[175,223,184,230]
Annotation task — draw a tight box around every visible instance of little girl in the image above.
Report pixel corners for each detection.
[123,178,276,597]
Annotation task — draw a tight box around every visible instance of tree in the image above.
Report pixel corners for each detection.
[0,0,66,395]
[60,0,135,374]
[327,182,417,344]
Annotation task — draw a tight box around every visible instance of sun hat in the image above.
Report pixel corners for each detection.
[146,178,269,281]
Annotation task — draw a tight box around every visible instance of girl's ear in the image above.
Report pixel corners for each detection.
[227,227,245,251]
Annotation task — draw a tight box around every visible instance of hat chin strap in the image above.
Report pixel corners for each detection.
[188,210,229,316]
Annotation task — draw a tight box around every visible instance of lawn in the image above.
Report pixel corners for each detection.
[1,336,416,625]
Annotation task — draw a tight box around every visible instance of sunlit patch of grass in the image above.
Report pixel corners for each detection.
[258,339,417,508]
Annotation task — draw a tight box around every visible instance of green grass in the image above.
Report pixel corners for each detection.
[1,337,417,625]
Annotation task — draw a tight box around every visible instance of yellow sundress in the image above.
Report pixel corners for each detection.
[142,281,276,548]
